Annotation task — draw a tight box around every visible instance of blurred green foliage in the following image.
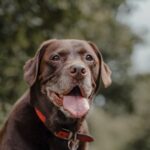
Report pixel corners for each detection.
[0,0,150,150]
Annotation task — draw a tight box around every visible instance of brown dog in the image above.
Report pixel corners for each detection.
[0,39,111,150]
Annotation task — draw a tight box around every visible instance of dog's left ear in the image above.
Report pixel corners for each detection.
[88,42,112,88]
[101,61,112,88]
[24,39,56,86]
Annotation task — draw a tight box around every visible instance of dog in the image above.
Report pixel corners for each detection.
[0,39,111,150]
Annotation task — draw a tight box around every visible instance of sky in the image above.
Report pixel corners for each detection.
[117,0,150,74]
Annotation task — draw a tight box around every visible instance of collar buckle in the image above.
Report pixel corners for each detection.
[68,133,79,150]
[54,128,73,140]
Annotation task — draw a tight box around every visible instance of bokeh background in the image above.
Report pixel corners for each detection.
[0,0,150,150]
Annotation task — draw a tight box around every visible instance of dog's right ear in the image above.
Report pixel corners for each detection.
[23,39,56,86]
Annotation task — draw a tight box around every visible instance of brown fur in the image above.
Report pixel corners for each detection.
[0,39,111,150]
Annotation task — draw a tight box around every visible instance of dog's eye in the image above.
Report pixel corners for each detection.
[51,55,60,61]
[86,54,93,61]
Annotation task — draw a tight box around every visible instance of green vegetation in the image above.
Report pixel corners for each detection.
[0,0,150,149]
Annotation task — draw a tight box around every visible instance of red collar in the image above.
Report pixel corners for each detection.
[54,128,94,142]
[34,107,94,143]
[35,107,46,123]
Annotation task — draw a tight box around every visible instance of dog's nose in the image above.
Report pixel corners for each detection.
[70,64,87,78]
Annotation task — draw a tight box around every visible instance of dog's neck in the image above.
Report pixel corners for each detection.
[30,82,83,133]
[29,82,94,147]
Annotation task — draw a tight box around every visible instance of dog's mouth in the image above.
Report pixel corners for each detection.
[67,86,83,96]
[63,86,90,118]
[46,86,90,118]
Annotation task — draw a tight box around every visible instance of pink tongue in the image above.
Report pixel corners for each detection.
[63,96,89,118]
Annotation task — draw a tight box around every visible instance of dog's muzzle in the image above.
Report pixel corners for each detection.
[46,86,91,118]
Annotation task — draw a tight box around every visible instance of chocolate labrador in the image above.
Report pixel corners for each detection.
[0,39,111,150]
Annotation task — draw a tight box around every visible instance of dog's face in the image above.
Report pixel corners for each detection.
[24,39,111,119]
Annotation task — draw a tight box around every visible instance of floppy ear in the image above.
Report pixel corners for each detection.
[88,42,112,88]
[24,50,44,86]
[23,39,56,86]
[101,61,112,88]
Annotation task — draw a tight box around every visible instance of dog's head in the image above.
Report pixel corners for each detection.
[24,39,111,119]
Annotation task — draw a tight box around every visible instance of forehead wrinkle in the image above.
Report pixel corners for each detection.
[68,41,87,54]
[43,40,99,62]
[43,41,61,61]
[72,42,84,48]
[69,41,100,63]
[47,41,61,52]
